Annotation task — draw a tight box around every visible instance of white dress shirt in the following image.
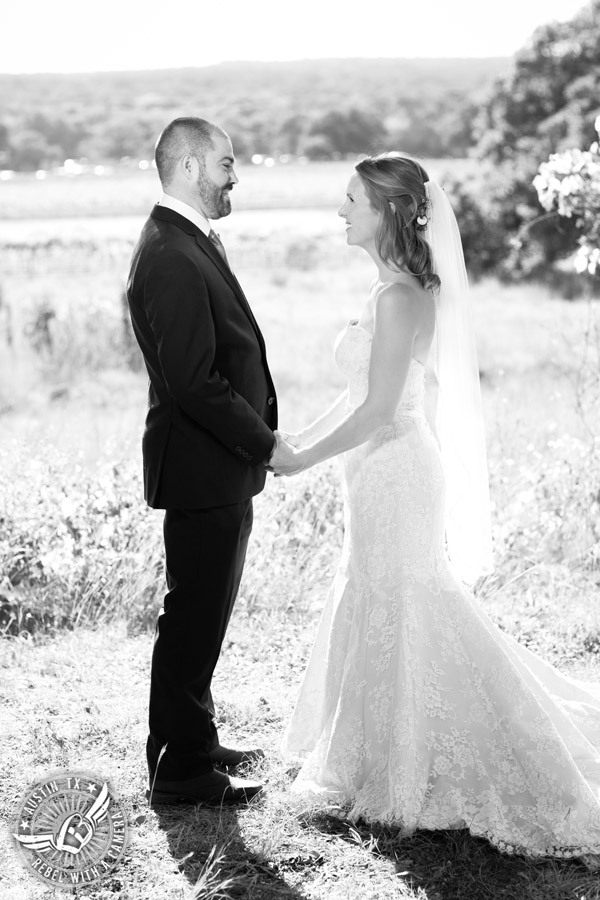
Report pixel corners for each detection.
[158,193,211,237]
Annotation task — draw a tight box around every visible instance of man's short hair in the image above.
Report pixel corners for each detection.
[155,117,226,186]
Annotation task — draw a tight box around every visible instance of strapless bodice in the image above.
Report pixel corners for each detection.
[334,320,425,420]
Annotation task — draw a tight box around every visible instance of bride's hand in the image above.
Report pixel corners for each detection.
[270,431,307,476]
[278,430,303,449]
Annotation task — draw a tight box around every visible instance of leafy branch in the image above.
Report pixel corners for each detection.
[533,116,600,275]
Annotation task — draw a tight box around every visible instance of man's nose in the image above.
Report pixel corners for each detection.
[230,168,239,185]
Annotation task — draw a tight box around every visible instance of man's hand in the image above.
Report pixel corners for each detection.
[268,431,305,476]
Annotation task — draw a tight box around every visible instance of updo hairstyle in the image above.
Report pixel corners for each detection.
[355,153,441,294]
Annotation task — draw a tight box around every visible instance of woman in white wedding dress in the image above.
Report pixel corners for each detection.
[271,153,600,860]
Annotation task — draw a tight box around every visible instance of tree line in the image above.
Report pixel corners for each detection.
[0,58,506,171]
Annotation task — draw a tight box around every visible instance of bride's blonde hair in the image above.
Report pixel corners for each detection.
[355,153,441,294]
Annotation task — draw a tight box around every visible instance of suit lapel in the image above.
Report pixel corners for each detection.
[194,232,266,351]
[150,205,265,349]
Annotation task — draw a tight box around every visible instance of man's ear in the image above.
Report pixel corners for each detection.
[181,153,198,181]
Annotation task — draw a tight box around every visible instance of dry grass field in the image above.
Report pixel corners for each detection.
[1,162,600,899]
[0,159,476,219]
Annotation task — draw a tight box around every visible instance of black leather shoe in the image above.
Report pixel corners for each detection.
[146,769,264,806]
[208,745,265,770]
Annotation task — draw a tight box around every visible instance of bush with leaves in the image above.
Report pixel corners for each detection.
[468,0,600,284]
[534,116,600,278]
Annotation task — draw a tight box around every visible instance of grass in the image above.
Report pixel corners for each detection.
[2,603,600,899]
[1,188,600,897]
[0,159,479,219]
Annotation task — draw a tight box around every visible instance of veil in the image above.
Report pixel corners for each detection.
[424,180,493,585]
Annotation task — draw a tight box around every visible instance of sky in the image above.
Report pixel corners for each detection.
[4,0,590,74]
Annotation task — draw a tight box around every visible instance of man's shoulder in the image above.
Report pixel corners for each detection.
[129,216,204,291]
[137,212,200,258]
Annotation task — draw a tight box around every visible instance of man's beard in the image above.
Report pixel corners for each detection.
[196,166,232,219]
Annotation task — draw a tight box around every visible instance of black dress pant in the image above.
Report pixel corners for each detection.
[146,499,253,781]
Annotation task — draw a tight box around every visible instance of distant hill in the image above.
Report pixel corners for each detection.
[0,58,510,169]
[0,58,510,116]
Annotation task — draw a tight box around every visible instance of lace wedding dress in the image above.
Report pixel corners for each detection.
[282,319,600,859]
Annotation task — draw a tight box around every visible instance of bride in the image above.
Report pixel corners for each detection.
[270,153,600,860]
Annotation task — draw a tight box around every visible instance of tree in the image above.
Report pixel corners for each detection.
[27,112,86,160]
[279,114,311,156]
[9,129,59,171]
[469,0,600,280]
[443,179,506,279]
[475,1,600,165]
[308,109,387,159]
[0,121,10,167]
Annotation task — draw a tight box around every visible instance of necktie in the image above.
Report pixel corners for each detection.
[208,229,229,266]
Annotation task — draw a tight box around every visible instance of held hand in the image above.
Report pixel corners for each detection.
[269,431,306,476]
[277,430,303,449]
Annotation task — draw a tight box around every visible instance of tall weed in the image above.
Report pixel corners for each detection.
[0,440,163,634]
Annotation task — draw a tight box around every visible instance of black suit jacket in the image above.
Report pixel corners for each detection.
[126,205,278,509]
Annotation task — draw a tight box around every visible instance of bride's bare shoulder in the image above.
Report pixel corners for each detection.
[374,280,431,325]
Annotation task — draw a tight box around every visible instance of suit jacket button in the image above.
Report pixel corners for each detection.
[267,397,275,406]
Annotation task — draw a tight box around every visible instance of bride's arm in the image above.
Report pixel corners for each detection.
[274,287,421,474]
[283,390,348,447]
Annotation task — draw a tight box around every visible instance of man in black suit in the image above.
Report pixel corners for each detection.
[127,117,293,805]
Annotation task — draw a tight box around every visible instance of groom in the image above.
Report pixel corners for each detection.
[126,117,294,805]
